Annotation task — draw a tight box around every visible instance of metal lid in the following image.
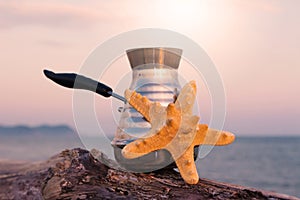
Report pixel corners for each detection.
[126,47,182,69]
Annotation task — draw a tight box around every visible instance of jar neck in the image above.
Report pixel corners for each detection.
[126,47,182,70]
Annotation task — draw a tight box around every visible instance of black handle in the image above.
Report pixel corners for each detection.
[43,69,112,97]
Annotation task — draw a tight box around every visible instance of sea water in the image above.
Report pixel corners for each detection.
[198,137,300,197]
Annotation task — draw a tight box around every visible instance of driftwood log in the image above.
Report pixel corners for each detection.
[0,148,298,200]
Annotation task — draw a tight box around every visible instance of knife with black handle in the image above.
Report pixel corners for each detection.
[43,69,126,102]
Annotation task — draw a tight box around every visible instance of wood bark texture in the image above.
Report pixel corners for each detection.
[0,148,298,200]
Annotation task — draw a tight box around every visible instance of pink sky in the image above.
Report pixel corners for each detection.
[0,0,299,136]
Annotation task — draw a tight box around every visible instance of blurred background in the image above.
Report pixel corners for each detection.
[0,0,299,197]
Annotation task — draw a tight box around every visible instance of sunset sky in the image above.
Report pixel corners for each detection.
[0,0,299,136]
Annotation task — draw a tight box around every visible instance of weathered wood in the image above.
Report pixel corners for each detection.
[0,148,298,200]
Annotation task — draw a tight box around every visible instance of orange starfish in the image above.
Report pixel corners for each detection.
[122,81,235,184]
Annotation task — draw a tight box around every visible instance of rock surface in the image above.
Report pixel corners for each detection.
[0,148,298,200]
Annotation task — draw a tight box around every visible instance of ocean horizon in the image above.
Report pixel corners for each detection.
[0,125,299,197]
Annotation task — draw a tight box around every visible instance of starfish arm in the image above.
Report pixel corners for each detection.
[207,129,235,146]
[194,124,235,146]
[175,81,196,114]
[173,145,199,184]
[125,89,153,122]
[122,125,177,159]
[122,103,181,159]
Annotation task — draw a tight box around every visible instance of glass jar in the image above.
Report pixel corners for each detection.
[111,47,197,172]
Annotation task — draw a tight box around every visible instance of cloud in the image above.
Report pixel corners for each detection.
[0,1,102,29]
